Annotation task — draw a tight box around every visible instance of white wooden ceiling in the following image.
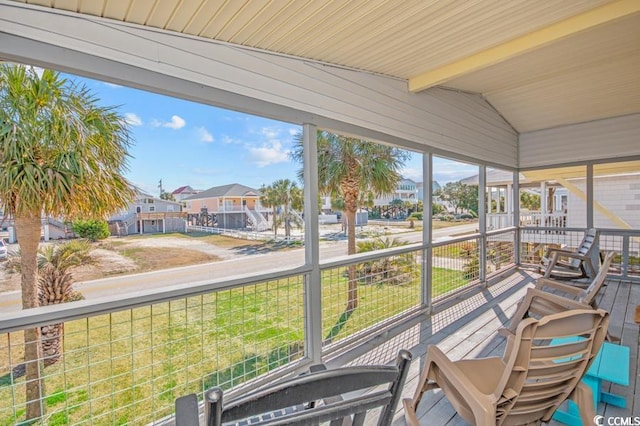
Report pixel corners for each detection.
[12,0,640,133]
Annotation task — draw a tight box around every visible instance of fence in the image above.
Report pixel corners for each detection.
[519,227,640,281]
[0,227,518,425]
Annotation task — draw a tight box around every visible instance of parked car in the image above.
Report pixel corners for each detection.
[0,239,7,260]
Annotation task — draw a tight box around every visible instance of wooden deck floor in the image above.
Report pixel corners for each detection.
[328,269,640,425]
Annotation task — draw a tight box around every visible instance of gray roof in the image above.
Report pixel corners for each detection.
[135,191,183,205]
[183,183,260,200]
[460,170,523,185]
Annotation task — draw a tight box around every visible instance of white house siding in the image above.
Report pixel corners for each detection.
[519,114,640,168]
[0,2,518,168]
[566,174,640,229]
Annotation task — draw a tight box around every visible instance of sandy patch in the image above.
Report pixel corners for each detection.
[114,236,235,260]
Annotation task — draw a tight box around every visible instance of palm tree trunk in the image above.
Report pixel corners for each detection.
[39,273,69,366]
[345,208,358,312]
[284,206,291,238]
[15,215,45,420]
[272,207,278,236]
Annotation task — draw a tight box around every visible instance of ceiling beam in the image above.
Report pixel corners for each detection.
[408,0,640,92]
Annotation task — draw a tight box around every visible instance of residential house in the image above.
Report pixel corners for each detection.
[109,192,186,235]
[171,185,200,202]
[183,183,269,230]
[461,164,640,231]
[374,178,419,207]
[416,181,441,202]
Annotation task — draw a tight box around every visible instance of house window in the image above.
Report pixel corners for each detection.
[149,206,155,212]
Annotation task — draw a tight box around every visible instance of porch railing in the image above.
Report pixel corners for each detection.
[0,227,528,425]
[519,226,640,281]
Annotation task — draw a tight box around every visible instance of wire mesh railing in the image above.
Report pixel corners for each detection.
[519,227,587,268]
[431,235,481,302]
[0,275,306,425]
[320,247,422,350]
[0,226,558,425]
[519,227,640,280]
[599,229,640,279]
[486,229,516,277]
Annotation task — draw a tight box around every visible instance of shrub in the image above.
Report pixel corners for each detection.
[409,212,423,221]
[435,213,455,221]
[72,219,110,241]
[459,213,474,220]
[462,256,480,281]
[432,203,445,215]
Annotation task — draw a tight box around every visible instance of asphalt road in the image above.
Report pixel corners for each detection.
[0,222,478,312]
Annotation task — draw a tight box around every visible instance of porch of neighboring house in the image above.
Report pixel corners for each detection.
[136,212,188,234]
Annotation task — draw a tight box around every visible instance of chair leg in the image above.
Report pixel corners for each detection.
[572,382,597,426]
[403,354,441,426]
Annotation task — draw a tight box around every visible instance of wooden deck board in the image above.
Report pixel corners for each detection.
[334,270,639,425]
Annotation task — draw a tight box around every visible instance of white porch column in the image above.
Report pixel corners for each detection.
[507,183,513,227]
[540,181,547,225]
[479,166,487,285]
[587,164,594,229]
[423,153,433,313]
[302,123,322,365]
[513,172,521,264]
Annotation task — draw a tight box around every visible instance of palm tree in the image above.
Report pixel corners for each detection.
[272,179,303,239]
[37,240,92,365]
[0,64,134,420]
[261,179,303,239]
[292,131,410,312]
[259,184,280,237]
[389,198,404,218]
[6,240,93,367]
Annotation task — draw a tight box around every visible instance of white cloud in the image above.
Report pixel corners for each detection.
[164,115,186,130]
[124,112,143,126]
[401,167,422,182]
[150,115,186,130]
[197,127,214,143]
[221,135,240,144]
[433,163,478,183]
[246,140,290,168]
[260,127,279,139]
[288,127,300,136]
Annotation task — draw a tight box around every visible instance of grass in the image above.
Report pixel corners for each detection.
[0,243,475,425]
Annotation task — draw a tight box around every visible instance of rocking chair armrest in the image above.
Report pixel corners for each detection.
[502,288,591,335]
[535,277,584,296]
[425,346,494,402]
[545,247,576,256]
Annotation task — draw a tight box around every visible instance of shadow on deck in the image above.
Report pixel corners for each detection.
[328,269,639,425]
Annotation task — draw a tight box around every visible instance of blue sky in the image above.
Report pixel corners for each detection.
[71,74,479,196]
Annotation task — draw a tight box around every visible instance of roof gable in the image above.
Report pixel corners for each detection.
[183,183,260,200]
[172,185,196,194]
